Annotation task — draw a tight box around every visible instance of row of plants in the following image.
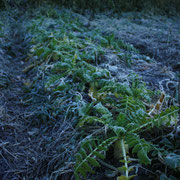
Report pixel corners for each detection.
[24,6,179,179]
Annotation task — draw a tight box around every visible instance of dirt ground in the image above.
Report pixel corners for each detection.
[0,8,180,180]
[91,12,180,66]
[89,12,180,93]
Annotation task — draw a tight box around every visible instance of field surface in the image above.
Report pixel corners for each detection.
[0,4,180,180]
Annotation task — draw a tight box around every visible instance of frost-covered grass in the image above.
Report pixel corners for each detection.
[23,5,180,180]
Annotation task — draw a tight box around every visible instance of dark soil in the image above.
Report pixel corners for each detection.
[91,12,180,67]
[0,10,77,179]
[90,12,180,96]
[0,10,31,179]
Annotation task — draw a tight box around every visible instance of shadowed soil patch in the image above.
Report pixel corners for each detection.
[91,12,180,68]
[0,10,76,180]
[89,12,180,97]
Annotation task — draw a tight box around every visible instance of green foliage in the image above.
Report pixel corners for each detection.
[115,96,147,128]
[126,135,151,164]
[164,153,180,169]
[25,7,180,179]
[74,137,118,179]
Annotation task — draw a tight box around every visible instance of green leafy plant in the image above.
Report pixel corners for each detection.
[24,7,179,179]
[74,137,118,179]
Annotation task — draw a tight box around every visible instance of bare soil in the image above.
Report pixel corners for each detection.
[89,12,180,95]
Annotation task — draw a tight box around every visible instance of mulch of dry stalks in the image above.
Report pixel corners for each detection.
[0,10,78,180]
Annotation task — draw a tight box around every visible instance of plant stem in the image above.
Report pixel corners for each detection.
[130,108,179,134]
[120,138,128,178]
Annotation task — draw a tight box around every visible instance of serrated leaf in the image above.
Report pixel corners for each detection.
[91,140,97,148]
[118,166,128,171]
[76,153,83,163]
[94,102,112,116]
[126,135,151,165]
[138,149,151,165]
[111,126,126,136]
[132,144,141,153]
[74,172,80,180]
[35,47,44,57]
[87,157,100,167]
[98,145,108,151]
[80,148,87,158]
[164,153,180,169]
[82,162,94,173]
[128,139,138,147]
[76,166,87,178]
[93,151,105,159]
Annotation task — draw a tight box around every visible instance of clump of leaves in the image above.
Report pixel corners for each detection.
[25,6,179,180]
